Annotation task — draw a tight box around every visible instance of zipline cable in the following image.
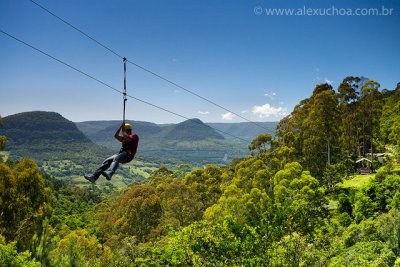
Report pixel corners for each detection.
[28,0,271,132]
[0,30,250,143]
[28,0,124,59]
[0,30,121,95]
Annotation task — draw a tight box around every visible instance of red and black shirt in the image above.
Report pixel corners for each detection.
[116,133,139,157]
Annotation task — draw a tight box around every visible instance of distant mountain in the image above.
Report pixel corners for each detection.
[0,112,153,184]
[76,118,277,166]
[0,111,110,163]
[2,111,91,146]
[76,120,163,144]
[77,119,246,166]
[76,118,224,143]
[158,119,224,141]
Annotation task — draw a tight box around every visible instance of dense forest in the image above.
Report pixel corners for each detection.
[1,76,400,266]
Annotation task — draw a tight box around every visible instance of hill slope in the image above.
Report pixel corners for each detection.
[76,118,224,144]
[161,119,224,141]
[2,111,91,145]
[77,119,249,166]
[0,112,132,180]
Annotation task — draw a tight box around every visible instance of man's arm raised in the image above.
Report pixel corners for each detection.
[114,123,124,141]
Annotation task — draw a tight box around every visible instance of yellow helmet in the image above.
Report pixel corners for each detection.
[124,123,132,130]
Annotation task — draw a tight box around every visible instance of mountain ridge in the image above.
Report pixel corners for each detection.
[76,119,278,143]
[0,111,111,169]
[0,111,277,167]
[76,118,277,166]
[76,118,225,142]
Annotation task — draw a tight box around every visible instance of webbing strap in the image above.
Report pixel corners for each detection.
[123,57,127,124]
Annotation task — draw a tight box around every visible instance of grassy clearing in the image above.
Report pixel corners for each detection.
[341,173,375,189]
[40,158,154,188]
[71,174,130,188]
[68,162,155,189]
[339,165,397,189]
[128,166,153,179]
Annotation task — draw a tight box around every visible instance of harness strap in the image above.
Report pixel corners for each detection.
[123,57,127,124]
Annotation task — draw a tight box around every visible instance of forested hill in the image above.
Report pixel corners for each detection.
[77,118,249,166]
[75,120,163,144]
[0,111,111,172]
[76,118,224,143]
[77,120,277,143]
[162,118,224,141]
[1,111,91,145]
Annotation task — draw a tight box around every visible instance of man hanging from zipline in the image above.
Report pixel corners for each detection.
[84,122,139,183]
[85,57,138,183]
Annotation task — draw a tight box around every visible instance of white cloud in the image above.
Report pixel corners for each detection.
[198,111,210,115]
[325,79,333,85]
[252,104,287,118]
[241,110,249,114]
[222,112,236,121]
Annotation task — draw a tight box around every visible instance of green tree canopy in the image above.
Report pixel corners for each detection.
[100,183,162,243]
[0,159,51,249]
[0,235,40,267]
[248,133,272,156]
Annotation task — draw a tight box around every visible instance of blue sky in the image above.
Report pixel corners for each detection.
[0,0,399,123]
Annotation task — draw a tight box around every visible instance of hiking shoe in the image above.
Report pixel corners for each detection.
[84,175,96,183]
[103,171,112,181]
